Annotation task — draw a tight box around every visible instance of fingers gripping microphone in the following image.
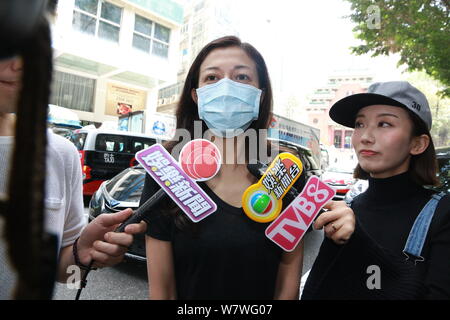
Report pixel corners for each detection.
[265,176,335,252]
[249,159,337,251]
[247,157,339,252]
[114,187,166,232]
[79,140,220,300]
[115,139,221,232]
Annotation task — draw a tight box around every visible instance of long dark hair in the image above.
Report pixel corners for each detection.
[165,35,274,155]
[354,109,440,186]
[3,9,55,299]
[161,36,274,230]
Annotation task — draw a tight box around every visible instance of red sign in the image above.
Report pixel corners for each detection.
[265,176,335,251]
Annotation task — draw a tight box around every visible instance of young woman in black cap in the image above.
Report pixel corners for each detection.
[302,81,450,300]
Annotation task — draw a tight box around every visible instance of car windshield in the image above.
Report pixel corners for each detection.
[105,166,146,202]
[69,132,87,150]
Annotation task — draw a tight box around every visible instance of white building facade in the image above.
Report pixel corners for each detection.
[157,0,241,114]
[51,0,183,132]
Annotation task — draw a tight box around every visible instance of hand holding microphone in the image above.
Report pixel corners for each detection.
[115,139,221,232]
[313,200,355,245]
[76,140,221,299]
[246,156,355,250]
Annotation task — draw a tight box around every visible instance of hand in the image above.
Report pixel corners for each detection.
[76,209,148,268]
[313,200,355,245]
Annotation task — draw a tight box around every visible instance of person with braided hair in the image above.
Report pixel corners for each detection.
[0,3,146,300]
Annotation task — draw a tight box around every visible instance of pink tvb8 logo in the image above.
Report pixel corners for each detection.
[265,176,335,251]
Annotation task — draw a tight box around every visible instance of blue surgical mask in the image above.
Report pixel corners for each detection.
[196,78,262,138]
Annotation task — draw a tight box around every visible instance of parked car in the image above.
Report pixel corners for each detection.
[89,139,323,262]
[68,128,157,197]
[89,164,147,261]
[433,146,450,193]
[322,163,356,200]
[275,140,323,180]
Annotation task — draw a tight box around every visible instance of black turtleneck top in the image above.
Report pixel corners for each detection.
[354,172,443,255]
[303,172,450,300]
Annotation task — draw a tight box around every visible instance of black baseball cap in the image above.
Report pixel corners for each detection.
[329,81,432,131]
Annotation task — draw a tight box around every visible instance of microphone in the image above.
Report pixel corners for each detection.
[115,139,221,232]
[249,159,335,246]
[247,160,300,203]
[242,153,304,223]
[265,176,336,251]
[76,139,221,300]
[114,187,166,232]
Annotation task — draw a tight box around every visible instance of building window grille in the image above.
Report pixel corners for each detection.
[50,71,96,112]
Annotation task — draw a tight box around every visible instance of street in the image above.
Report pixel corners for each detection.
[53,207,324,300]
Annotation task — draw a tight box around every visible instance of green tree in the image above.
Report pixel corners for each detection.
[407,71,450,147]
[345,0,450,97]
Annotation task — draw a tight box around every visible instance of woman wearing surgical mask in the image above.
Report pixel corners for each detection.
[141,36,355,300]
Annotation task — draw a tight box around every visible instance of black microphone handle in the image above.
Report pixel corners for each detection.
[115,188,166,232]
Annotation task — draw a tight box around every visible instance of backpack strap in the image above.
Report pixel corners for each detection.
[403,192,446,264]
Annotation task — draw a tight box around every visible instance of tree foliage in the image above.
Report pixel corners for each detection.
[407,71,450,147]
[345,0,450,97]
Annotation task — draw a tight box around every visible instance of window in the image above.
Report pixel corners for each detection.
[344,130,353,149]
[95,134,155,153]
[130,112,144,133]
[158,82,183,100]
[73,0,122,43]
[195,1,205,12]
[133,14,171,58]
[181,23,189,34]
[130,138,155,152]
[96,134,127,152]
[69,133,88,151]
[50,71,96,112]
[193,21,204,34]
[334,130,342,149]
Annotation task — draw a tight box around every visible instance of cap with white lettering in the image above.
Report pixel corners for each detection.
[329,81,432,130]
